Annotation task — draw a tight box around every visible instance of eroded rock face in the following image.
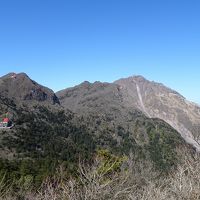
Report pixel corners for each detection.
[115,76,200,151]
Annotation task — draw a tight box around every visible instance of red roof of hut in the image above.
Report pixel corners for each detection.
[3,118,9,123]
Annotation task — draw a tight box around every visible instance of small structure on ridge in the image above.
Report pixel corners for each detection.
[0,117,13,128]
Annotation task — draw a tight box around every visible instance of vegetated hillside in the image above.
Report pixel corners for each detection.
[57,75,200,151]
[0,97,96,185]
[0,73,189,189]
[6,149,199,200]
[0,95,186,185]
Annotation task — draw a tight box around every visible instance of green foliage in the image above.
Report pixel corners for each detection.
[1,106,96,187]
[147,128,181,171]
[97,149,127,175]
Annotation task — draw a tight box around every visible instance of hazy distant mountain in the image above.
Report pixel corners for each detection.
[57,75,200,151]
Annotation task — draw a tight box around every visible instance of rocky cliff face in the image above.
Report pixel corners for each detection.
[57,75,200,151]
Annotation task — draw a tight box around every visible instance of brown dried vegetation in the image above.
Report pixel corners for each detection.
[1,149,200,200]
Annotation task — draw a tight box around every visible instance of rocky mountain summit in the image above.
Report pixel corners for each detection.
[115,76,200,151]
[0,72,60,106]
[57,75,200,151]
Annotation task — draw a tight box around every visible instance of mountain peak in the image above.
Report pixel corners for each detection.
[1,72,27,78]
[57,74,200,151]
[132,75,147,80]
[0,72,60,105]
[16,72,29,78]
[1,72,16,79]
[79,81,91,87]
[114,75,149,84]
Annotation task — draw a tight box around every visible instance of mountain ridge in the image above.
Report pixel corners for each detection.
[0,72,196,187]
[57,74,200,151]
[1,72,199,151]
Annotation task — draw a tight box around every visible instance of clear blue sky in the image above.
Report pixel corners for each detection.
[0,0,199,103]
